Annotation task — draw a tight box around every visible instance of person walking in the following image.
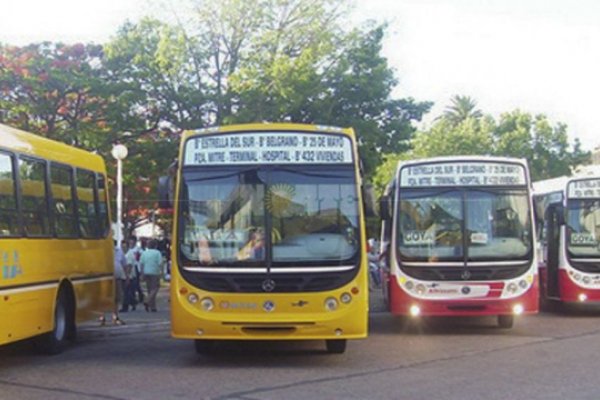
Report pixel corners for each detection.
[122,237,140,311]
[140,239,163,312]
[100,241,127,325]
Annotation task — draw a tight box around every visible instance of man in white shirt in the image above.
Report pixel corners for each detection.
[100,241,128,325]
[123,238,143,311]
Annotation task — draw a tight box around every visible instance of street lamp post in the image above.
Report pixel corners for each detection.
[111,143,128,246]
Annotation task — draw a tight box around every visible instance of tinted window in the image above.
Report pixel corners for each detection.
[97,175,110,237]
[0,153,18,236]
[51,164,78,237]
[19,157,50,236]
[77,169,98,238]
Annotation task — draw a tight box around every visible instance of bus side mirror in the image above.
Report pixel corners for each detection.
[158,175,174,209]
[379,195,392,221]
[362,184,377,218]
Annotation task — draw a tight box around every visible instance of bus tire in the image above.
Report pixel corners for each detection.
[194,339,215,354]
[35,289,73,354]
[325,339,347,354]
[497,315,514,329]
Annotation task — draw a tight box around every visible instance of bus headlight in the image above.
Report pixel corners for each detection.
[513,304,524,315]
[200,297,214,311]
[574,273,582,281]
[583,276,591,285]
[187,293,199,304]
[506,282,518,294]
[340,292,352,304]
[519,279,528,289]
[405,281,414,291]
[415,284,426,295]
[324,297,339,311]
[409,305,421,317]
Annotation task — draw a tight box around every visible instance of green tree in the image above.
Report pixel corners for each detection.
[493,110,590,180]
[442,95,482,125]
[412,116,495,158]
[400,97,590,181]
[0,42,112,149]
[147,0,431,175]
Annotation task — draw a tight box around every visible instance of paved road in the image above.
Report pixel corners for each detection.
[1,287,600,400]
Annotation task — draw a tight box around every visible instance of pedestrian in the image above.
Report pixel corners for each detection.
[100,240,127,325]
[132,238,146,304]
[122,237,141,311]
[140,239,164,312]
[368,238,381,289]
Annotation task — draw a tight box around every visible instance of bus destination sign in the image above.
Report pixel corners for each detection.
[400,161,527,187]
[184,131,353,166]
[568,178,600,199]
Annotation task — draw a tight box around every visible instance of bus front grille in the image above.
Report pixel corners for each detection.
[180,271,356,293]
[401,264,530,281]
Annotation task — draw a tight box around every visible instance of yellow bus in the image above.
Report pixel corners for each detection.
[0,124,113,353]
[159,123,373,354]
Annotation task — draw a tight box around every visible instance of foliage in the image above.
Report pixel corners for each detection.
[153,0,430,175]
[404,97,591,181]
[0,42,111,149]
[494,110,589,180]
[0,41,179,233]
[371,153,407,198]
[412,116,495,158]
[442,94,482,125]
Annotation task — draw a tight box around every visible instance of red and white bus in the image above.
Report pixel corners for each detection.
[533,168,600,306]
[379,156,538,328]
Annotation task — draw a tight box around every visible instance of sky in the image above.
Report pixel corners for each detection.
[1,0,599,151]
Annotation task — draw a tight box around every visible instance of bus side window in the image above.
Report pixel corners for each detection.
[76,169,99,238]
[0,152,18,236]
[97,175,110,237]
[19,157,51,236]
[50,164,78,238]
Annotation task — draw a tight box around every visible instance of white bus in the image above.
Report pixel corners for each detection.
[379,156,538,328]
[533,166,600,305]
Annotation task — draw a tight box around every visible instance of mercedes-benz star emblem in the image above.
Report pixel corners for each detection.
[262,279,276,292]
[263,300,275,312]
[461,270,471,280]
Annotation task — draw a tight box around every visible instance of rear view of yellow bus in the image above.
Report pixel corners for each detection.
[160,123,371,354]
[0,124,113,353]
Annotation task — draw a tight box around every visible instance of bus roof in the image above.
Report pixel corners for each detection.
[0,123,106,172]
[533,166,600,196]
[182,122,354,139]
[532,176,571,196]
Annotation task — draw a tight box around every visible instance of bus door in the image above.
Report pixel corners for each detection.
[545,204,563,298]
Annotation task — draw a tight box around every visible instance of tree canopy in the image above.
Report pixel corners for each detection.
[371,97,591,198]
[0,0,431,231]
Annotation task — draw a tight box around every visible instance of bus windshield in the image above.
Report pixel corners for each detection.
[397,189,532,262]
[567,199,600,258]
[179,166,360,267]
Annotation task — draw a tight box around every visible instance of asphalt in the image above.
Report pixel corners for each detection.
[78,281,387,339]
[78,283,172,339]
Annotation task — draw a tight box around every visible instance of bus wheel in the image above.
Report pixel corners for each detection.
[194,339,215,354]
[497,315,514,329]
[35,289,72,354]
[325,339,347,354]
